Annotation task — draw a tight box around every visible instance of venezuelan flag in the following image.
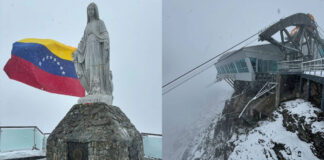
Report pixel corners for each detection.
[3,38,85,97]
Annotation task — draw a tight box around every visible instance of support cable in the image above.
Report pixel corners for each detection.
[163,32,260,95]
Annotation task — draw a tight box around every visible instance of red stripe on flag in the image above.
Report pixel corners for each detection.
[4,55,85,97]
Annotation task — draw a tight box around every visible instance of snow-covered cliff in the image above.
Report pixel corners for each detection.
[181,99,324,160]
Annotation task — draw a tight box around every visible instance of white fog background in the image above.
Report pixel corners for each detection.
[0,0,162,134]
[163,0,324,159]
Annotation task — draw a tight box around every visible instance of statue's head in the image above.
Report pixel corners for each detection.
[87,2,99,23]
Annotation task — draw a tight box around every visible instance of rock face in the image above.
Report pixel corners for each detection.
[181,80,273,160]
[181,76,324,160]
[225,99,323,160]
[46,103,144,160]
[281,101,324,159]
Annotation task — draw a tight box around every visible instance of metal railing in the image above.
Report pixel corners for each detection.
[302,57,324,76]
[277,59,303,73]
[141,133,162,137]
[277,58,324,77]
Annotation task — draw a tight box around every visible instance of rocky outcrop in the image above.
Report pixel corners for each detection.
[181,80,272,159]
[227,99,323,160]
[281,102,324,159]
[46,103,144,160]
[181,75,324,160]
[182,98,324,160]
[209,80,278,159]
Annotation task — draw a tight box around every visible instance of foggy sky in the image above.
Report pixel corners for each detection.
[0,0,161,134]
[163,0,324,159]
[1,0,324,157]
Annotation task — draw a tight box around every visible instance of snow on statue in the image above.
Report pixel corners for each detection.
[73,2,113,105]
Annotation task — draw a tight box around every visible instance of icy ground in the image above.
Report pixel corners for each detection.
[0,150,45,159]
[228,99,323,160]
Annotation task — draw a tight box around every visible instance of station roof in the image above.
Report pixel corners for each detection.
[217,44,282,63]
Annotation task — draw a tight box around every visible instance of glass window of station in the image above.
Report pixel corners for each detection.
[216,57,278,75]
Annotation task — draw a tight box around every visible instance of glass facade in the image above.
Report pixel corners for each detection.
[217,58,249,74]
[236,59,249,73]
[35,129,43,150]
[229,63,237,73]
[225,65,230,73]
[320,47,324,57]
[217,57,278,75]
[249,57,256,72]
[257,59,277,73]
[143,135,162,159]
[0,128,35,152]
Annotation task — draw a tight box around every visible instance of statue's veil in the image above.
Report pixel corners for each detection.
[87,3,99,23]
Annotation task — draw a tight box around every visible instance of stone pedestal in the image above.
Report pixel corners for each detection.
[46,103,144,160]
[78,94,113,105]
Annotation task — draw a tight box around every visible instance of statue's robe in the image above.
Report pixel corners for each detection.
[73,19,113,95]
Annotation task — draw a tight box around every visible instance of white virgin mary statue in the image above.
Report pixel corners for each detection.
[73,2,113,105]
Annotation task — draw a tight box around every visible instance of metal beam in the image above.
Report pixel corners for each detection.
[259,13,315,41]
[224,78,234,88]
[239,82,278,118]
[322,84,324,112]
[275,75,281,107]
[307,79,311,101]
[299,77,303,95]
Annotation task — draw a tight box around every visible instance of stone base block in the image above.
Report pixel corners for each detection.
[78,94,113,105]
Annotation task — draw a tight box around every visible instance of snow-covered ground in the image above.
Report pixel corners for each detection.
[228,99,323,160]
[0,150,45,160]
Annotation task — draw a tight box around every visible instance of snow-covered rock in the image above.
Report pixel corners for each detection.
[182,99,324,160]
[229,99,323,160]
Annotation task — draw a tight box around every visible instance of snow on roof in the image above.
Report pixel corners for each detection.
[216,43,282,63]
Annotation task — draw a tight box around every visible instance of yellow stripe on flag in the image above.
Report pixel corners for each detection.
[18,38,76,61]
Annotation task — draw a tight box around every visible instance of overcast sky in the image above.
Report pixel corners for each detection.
[163,0,324,159]
[1,0,324,156]
[0,0,161,134]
